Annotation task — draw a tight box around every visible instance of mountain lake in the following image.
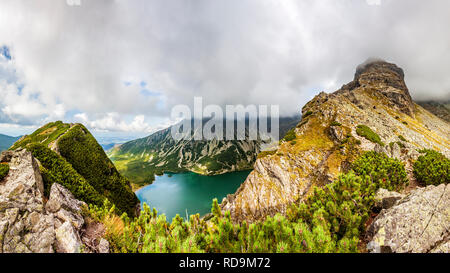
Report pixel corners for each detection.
[135,171,251,221]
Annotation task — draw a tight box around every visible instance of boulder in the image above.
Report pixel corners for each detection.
[367,184,450,253]
[55,221,82,253]
[373,188,404,210]
[46,183,86,230]
[98,238,110,253]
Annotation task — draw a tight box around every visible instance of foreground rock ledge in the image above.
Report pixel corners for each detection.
[0,149,109,253]
[367,184,450,253]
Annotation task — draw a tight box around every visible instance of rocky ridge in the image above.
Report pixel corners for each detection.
[0,149,108,253]
[222,60,450,223]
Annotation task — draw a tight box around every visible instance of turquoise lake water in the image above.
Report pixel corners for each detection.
[135,171,251,221]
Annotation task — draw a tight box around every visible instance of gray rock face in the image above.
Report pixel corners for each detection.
[374,189,405,210]
[0,150,109,253]
[46,183,86,230]
[98,238,110,253]
[367,184,450,253]
[55,221,82,253]
[0,149,52,253]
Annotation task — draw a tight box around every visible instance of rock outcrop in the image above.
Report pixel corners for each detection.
[367,184,450,253]
[0,149,109,253]
[222,60,450,222]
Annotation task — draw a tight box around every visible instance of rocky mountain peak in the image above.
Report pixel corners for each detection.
[222,59,449,223]
[341,59,415,116]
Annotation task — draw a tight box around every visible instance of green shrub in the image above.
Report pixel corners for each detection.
[352,151,408,191]
[356,125,384,146]
[398,135,407,142]
[330,121,342,127]
[389,141,405,149]
[57,124,139,216]
[282,129,296,142]
[27,143,105,206]
[257,150,276,159]
[302,111,313,119]
[0,163,9,181]
[414,150,449,186]
[89,151,409,254]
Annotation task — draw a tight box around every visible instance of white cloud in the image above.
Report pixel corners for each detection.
[74,112,155,133]
[0,0,450,135]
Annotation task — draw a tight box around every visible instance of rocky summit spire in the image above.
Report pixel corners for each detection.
[342,59,415,116]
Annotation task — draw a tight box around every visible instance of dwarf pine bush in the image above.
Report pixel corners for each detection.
[0,163,9,181]
[88,151,409,253]
[414,150,449,186]
[356,125,384,146]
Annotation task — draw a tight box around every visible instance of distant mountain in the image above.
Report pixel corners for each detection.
[416,100,450,123]
[101,143,116,151]
[108,116,301,186]
[0,134,21,151]
[10,121,139,216]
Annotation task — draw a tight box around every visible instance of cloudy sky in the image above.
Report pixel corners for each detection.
[0,0,449,137]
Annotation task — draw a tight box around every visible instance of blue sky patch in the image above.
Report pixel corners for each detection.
[1,45,11,60]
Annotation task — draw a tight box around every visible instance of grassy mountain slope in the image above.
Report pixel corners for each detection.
[11,121,139,216]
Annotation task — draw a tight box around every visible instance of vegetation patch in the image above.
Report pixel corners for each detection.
[356,125,384,146]
[56,124,139,216]
[330,121,342,127]
[389,141,405,149]
[282,128,296,142]
[27,143,105,206]
[0,163,9,181]
[10,121,71,150]
[88,151,409,253]
[414,150,449,186]
[398,135,407,142]
[302,111,313,119]
[257,150,277,159]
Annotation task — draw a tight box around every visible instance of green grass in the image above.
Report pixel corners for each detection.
[10,121,71,150]
[398,135,407,142]
[356,125,384,146]
[0,163,9,181]
[257,150,277,159]
[282,128,296,142]
[330,121,342,127]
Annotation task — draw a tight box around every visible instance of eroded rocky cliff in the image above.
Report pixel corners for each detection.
[222,60,450,222]
[0,150,109,253]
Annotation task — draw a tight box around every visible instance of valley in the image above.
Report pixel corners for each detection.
[108,116,301,188]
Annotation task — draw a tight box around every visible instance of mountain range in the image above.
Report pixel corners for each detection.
[0,134,21,152]
[108,116,301,186]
